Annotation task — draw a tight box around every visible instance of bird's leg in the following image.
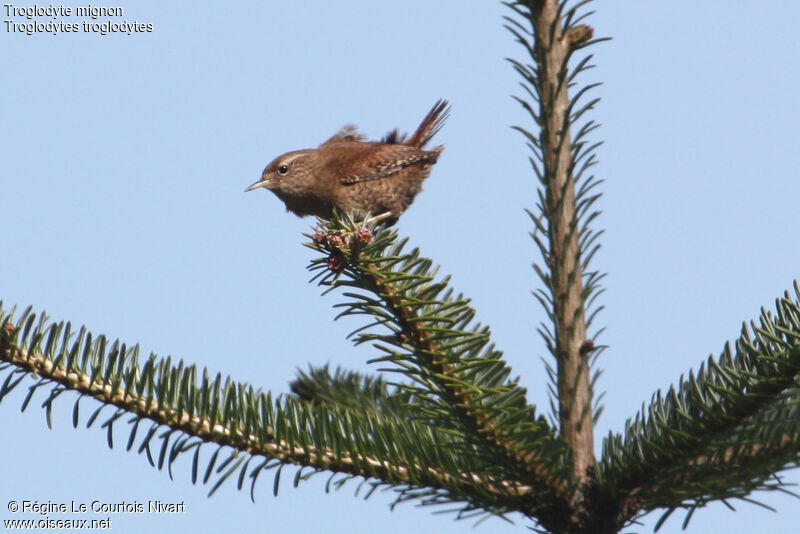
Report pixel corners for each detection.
[363,212,394,225]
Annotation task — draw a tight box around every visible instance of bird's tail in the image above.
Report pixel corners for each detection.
[405,99,450,148]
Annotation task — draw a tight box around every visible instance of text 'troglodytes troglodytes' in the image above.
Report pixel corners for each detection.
[245,100,450,225]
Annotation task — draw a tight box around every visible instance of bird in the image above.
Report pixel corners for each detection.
[245,99,449,226]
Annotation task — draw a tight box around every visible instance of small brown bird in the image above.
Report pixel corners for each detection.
[246,100,449,225]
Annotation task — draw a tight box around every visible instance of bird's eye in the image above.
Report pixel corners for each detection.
[278,164,289,175]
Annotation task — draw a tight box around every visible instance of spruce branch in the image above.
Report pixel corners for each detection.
[599,283,800,527]
[0,306,545,515]
[305,217,575,522]
[289,365,419,413]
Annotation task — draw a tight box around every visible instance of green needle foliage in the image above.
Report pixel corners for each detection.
[2,1,800,533]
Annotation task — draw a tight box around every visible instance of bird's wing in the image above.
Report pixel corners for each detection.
[339,149,442,185]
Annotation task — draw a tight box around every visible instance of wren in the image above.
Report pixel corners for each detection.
[246,100,450,225]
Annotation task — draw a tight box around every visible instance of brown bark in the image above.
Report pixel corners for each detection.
[530,0,594,491]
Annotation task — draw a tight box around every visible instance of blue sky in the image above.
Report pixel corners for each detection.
[2,1,799,533]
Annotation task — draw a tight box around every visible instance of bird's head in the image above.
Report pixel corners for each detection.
[245,150,314,196]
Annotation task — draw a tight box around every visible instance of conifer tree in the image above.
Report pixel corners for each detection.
[2,2,799,533]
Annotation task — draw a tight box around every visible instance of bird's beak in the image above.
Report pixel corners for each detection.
[245,179,269,192]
